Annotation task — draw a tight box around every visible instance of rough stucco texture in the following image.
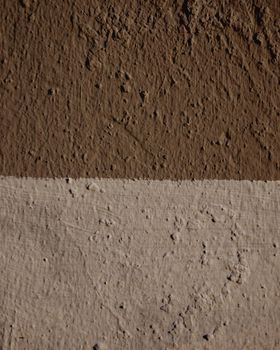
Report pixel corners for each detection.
[0,177,280,349]
[1,0,280,179]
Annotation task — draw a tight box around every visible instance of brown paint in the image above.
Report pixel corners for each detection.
[1,0,280,179]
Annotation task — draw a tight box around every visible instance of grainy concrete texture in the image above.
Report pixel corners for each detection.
[0,177,280,349]
[1,1,280,349]
[1,0,280,179]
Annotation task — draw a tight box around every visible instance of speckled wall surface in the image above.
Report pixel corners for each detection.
[1,0,279,179]
[1,1,280,349]
[1,178,280,349]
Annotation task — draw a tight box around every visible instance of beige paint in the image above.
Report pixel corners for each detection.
[0,177,280,349]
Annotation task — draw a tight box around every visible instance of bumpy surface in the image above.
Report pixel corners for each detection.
[1,0,279,179]
[1,178,280,349]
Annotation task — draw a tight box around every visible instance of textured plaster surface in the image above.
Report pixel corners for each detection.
[0,177,280,349]
[1,0,280,179]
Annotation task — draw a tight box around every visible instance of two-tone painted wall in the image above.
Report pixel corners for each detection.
[1,1,280,349]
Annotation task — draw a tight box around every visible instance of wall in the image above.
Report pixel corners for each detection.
[0,1,280,349]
